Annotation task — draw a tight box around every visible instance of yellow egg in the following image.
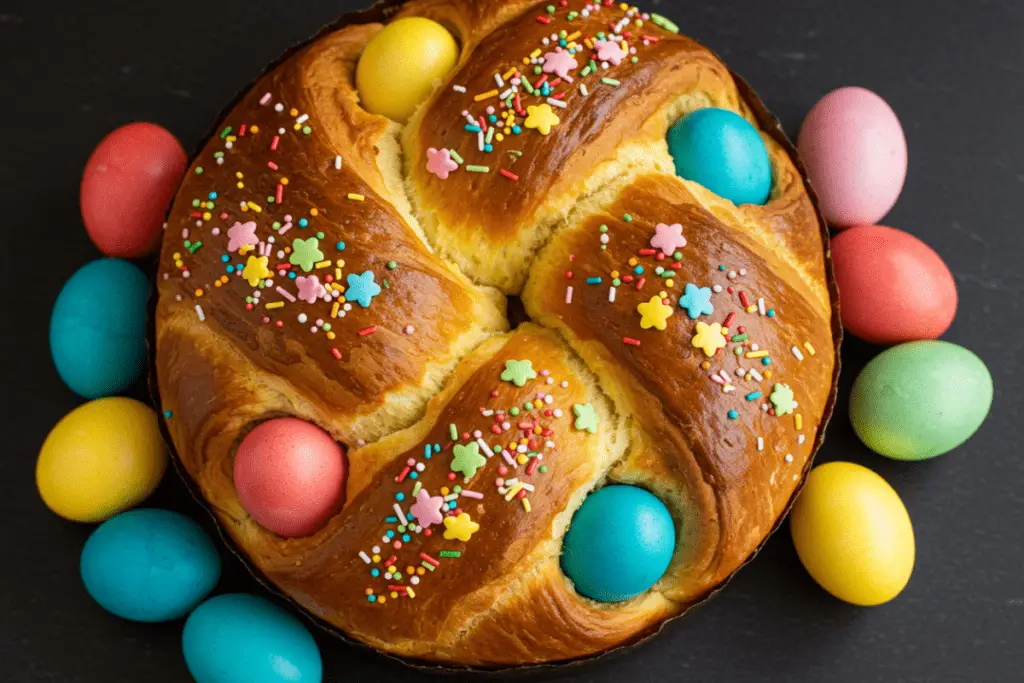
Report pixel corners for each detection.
[790,462,914,606]
[355,17,459,122]
[37,398,167,522]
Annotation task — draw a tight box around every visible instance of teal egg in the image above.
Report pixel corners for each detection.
[667,107,772,205]
[50,258,150,398]
[850,341,993,461]
[80,509,220,622]
[183,594,322,683]
[561,485,675,602]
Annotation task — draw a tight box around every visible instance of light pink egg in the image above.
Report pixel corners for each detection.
[798,87,907,228]
[234,418,346,537]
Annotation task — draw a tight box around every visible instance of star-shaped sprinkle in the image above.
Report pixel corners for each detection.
[572,403,599,434]
[226,221,258,252]
[443,512,480,542]
[409,488,445,528]
[524,103,560,135]
[678,283,714,319]
[501,359,537,387]
[650,222,687,256]
[595,39,627,66]
[242,255,269,286]
[637,295,674,330]
[691,321,727,357]
[451,442,487,479]
[295,275,326,304]
[542,48,578,80]
[770,383,796,415]
[426,147,458,180]
[289,237,323,272]
[344,270,381,308]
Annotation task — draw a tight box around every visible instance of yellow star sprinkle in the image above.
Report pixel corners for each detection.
[242,255,270,286]
[442,512,480,542]
[636,295,674,330]
[524,103,560,135]
[691,321,727,357]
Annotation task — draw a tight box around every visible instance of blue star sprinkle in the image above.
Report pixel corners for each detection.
[678,283,714,319]
[345,270,382,308]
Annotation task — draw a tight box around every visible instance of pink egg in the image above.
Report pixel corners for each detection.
[81,122,187,257]
[832,225,957,345]
[234,418,346,537]
[798,87,907,228]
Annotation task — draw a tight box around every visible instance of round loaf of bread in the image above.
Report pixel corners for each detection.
[154,0,839,667]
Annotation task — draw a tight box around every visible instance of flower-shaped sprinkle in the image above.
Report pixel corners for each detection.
[691,321,727,357]
[637,295,674,330]
[226,221,258,252]
[650,222,687,256]
[295,275,326,304]
[524,103,560,135]
[409,488,445,528]
[242,255,269,286]
[770,383,796,415]
[344,270,381,308]
[426,147,458,180]
[678,283,714,319]
[542,48,578,80]
[450,442,487,479]
[501,359,537,387]
[595,39,627,66]
[443,512,480,542]
[289,237,323,272]
[572,403,600,434]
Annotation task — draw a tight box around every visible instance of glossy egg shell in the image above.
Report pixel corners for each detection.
[832,224,957,344]
[850,340,992,461]
[81,122,186,257]
[234,418,346,537]
[667,107,772,206]
[183,593,322,683]
[798,87,907,227]
[560,485,675,602]
[355,17,459,123]
[37,397,166,522]
[81,509,221,622]
[790,462,915,606]
[50,258,150,398]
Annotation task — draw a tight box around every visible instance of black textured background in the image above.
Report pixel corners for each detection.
[2,1,1021,681]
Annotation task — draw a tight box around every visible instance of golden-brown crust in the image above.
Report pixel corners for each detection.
[154,0,838,668]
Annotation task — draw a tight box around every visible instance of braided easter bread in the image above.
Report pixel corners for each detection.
[154,0,839,667]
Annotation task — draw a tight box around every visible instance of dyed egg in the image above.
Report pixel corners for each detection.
[790,462,914,606]
[850,341,992,461]
[666,107,772,206]
[234,418,346,537]
[81,509,220,622]
[81,122,186,257]
[37,398,167,522]
[183,593,322,683]
[798,87,907,227]
[832,225,957,344]
[561,485,675,602]
[50,258,150,398]
[355,17,459,122]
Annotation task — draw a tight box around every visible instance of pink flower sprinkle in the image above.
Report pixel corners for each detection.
[425,147,459,180]
[226,221,258,252]
[542,48,578,81]
[295,275,326,304]
[595,39,627,66]
[649,222,687,255]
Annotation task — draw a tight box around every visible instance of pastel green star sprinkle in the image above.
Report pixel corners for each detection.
[769,383,796,415]
[572,403,599,434]
[289,237,323,272]
[501,359,537,387]
[450,442,487,479]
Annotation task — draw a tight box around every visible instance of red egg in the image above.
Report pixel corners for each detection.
[234,418,346,537]
[81,122,187,257]
[832,225,957,345]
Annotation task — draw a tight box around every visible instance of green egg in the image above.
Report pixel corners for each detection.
[850,341,992,461]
